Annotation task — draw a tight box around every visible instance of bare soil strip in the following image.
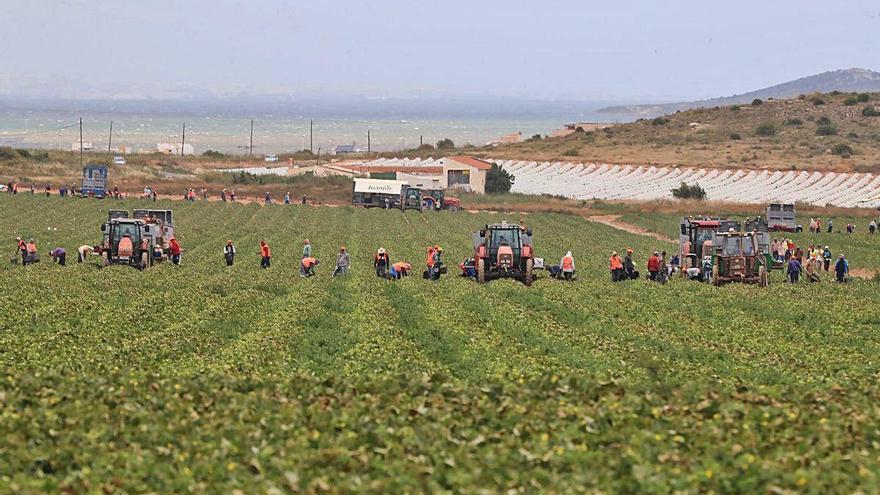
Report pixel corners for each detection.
[584,215,674,242]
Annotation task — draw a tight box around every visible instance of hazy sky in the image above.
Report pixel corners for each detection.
[3,0,879,101]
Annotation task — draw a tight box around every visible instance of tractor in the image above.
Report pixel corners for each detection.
[97,209,175,269]
[679,217,741,275]
[710,230,771,287]
[422,188,462,212]
[472,221,539,286]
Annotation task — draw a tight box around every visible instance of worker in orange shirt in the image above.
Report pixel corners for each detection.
[259,240,271,268]
[609,251,624,282]
[560,251,575,281]
[300,256,319,277]
[425,246,438,280]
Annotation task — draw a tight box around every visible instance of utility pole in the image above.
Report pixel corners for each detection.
[309,120,313,154]
[249,119,254,156]
[108,121,113,152]
[181,123,186,156]
[79,117,83,167]
[367,130,371,153]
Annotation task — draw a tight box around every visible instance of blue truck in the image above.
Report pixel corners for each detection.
[81,164,108,198]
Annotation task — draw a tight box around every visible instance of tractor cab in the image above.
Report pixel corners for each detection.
[472,221,539,286]
[401,187,423,211]
[710,230,769,287]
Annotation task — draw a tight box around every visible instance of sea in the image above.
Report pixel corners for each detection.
[0,97,630,155]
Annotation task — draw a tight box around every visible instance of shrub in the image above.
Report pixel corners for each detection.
[436,138,455,149]
[844,96,858,106]
[671,182,707,200]
[574,126,585,133]
[562,148,580,157]
[729,132,742,140]
[847,132,859,139]
[831,143,853,157]
[863,106,880,117]
[751,99,763,106]
[529,134,543,141]
[730,105,741,112]
[485,163,514,194]
[830,90,841,96]
[15,149,31,158]
[754,123,777,137]
[816,125,838,136]
[783,118,803,126]
[857,93,871,102]
[651,117,669,126]
[0,146,18,160]
[811,97,826,106]
[816,116,832,126]
[202,150,225,158]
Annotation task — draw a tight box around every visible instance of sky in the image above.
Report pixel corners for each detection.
[2,0,879,101]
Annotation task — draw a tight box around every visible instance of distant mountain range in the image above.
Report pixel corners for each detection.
[597,68,880,118]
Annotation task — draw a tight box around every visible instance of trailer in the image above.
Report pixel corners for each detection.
[81,164,108,198]
[351,179,422,211]
[766,203,802,232]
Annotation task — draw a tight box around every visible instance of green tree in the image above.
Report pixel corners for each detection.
[485,163,514,194]
[671,182,707,200]
[436,138,455,149]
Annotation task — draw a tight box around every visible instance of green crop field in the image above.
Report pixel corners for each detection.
[3,194,880,493]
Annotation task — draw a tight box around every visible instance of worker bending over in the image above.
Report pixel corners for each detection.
[301,257,320,277]
[390,261,412,279]
[49,247,66,266]
[77,244,94,263]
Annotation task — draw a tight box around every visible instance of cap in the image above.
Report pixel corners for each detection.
[378,248,385,254]
[340,245,346,251]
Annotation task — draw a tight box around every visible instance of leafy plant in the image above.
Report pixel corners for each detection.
[485,163,515,193]
[652,117,670,126]
[436,138,455,149]
[816,125,838,136]
[671,182,707,200]
[754,123,777,137]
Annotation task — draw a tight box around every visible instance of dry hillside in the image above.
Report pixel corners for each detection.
[476,92,880,172]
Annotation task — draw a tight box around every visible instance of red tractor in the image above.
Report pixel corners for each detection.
[422,189,461,212]
[472,221,536,286]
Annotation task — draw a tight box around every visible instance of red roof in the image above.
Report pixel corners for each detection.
[446,156,493,170]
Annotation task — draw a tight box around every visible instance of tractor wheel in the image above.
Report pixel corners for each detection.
[759,266,769,287]
[524,257,534,287]
[712,264,720,286]
[477,258,486,283]
[448,205,460,212]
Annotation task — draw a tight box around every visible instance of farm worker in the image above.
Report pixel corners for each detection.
[804,257,819,283]
[434,245,444,268]
[49,247,66,266]
[45,184,51,197]
[302,239,312,259]
[815,219,822,233]
[426,246,438,280]
[822,246,832,271]
[259,240,271,268]
[16,237,27,265]
[300,257,319,277]
[152,246,164,262]
[284,192,291,204]
[808,218,816,233]
[834,254,849,283]
[264,191,271,205]
[77,244,94,263]
[118,235,134,258]
[25,239,38,265]
[701,256,713,282]
[609,251,624,282]
[459,259,476,278]
[776,240,787,261]
[220,188,227,202]
[333,246,349,277]
[374,248,389,277]
[519,219,528,232]
[140,237,149,257]
[647,252,661,281]
[827,218,833,233]
[169,237,182,266]
[390,261,412,279]
[560,251,575,281]
[786,257,802,284]
[870,220,877,235]
[224,240,236,266]
[624,248,638,280]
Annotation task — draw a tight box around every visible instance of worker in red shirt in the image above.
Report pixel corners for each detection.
[647,251,661,281]
[169,237,182,265]
[260,240,271,269]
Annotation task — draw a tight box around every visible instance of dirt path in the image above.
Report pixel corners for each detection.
[584,215,675,242]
